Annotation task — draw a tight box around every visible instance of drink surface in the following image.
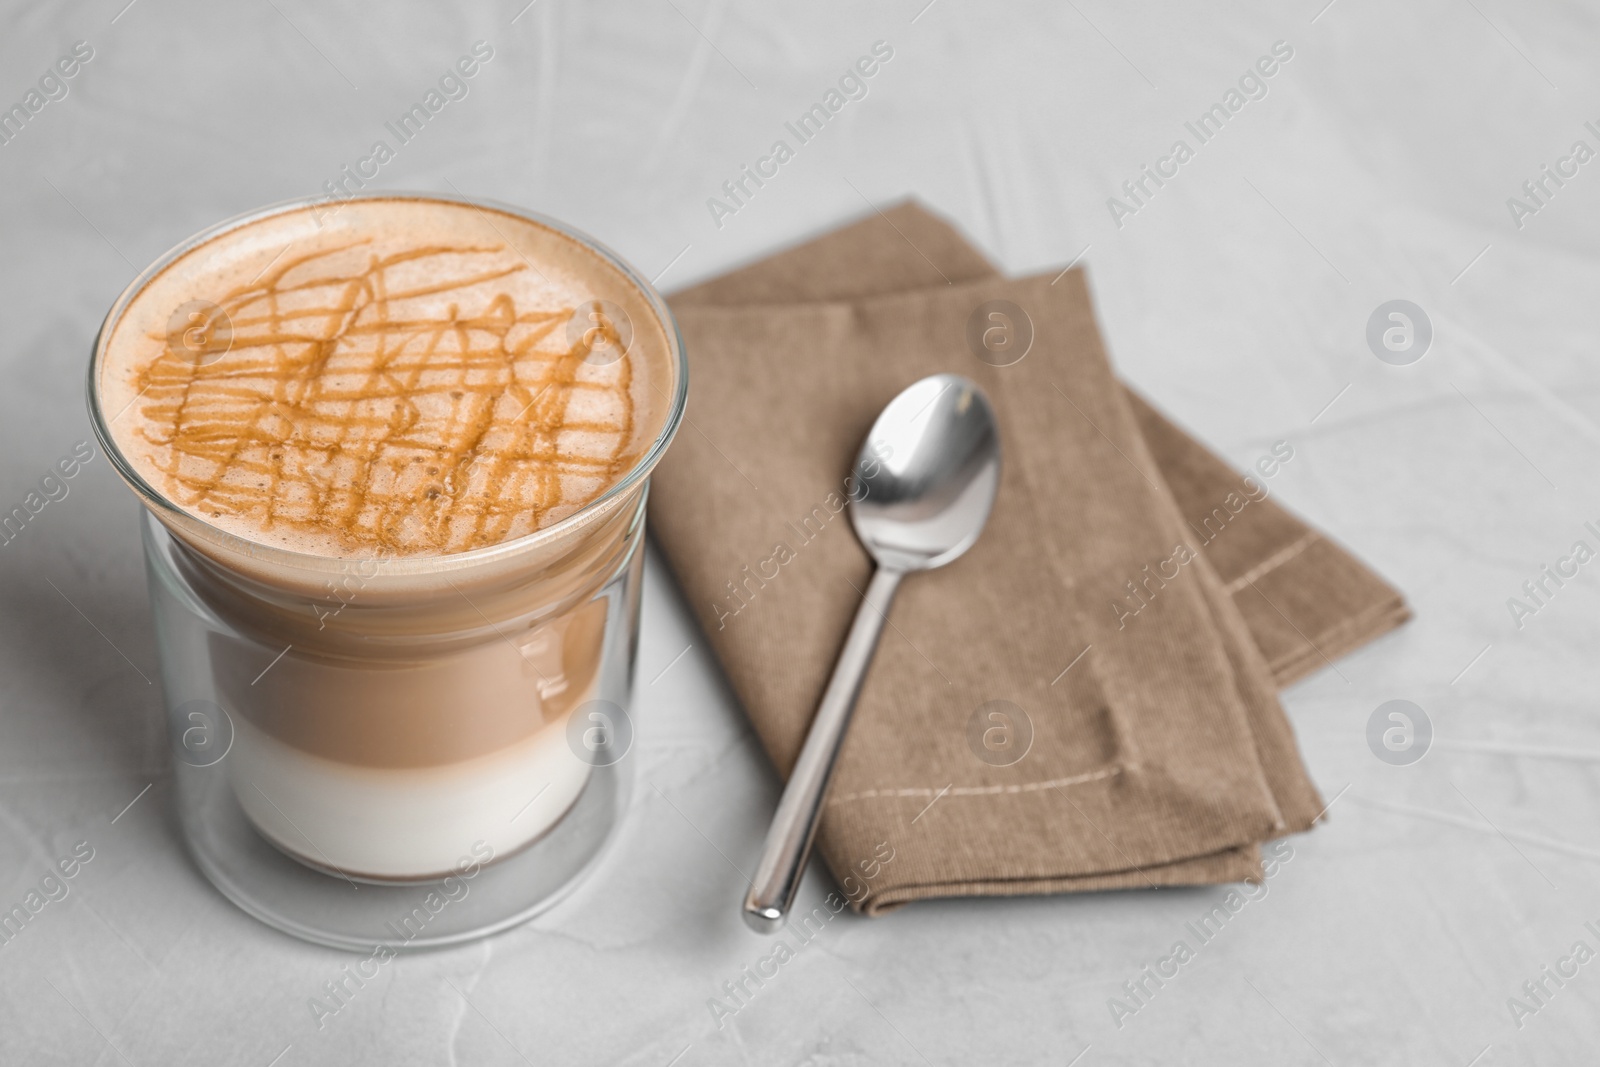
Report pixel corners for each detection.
[97,197,672,558]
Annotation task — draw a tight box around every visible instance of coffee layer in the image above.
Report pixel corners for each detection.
[98,197,673,558]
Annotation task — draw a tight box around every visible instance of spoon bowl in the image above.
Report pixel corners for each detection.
[851,374,1002,572]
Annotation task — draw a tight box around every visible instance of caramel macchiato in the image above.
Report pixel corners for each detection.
[93,195,683,883]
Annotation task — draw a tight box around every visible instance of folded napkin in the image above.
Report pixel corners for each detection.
[654,203,1407,913]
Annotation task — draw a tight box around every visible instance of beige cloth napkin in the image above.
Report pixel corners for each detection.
[654,203,1407,913]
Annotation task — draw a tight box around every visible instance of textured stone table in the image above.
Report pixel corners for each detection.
[2,0,1598,1063]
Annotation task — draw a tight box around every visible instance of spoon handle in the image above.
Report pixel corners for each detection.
[743,566,904,933]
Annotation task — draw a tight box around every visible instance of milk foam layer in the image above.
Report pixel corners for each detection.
[98,197,674,558]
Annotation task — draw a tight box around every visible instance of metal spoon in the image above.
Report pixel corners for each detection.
[742,373,1002,933]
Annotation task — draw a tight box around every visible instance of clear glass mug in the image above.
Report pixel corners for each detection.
[88,193,687,949]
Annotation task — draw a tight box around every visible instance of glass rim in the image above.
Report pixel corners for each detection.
[85,189,689,576]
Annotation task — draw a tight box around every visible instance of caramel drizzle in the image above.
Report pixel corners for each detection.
[133,241,636,554]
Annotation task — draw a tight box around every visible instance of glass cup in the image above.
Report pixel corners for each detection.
[87,193,687,949]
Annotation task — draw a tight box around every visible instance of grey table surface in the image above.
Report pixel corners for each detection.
[4,0,1600,1063]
